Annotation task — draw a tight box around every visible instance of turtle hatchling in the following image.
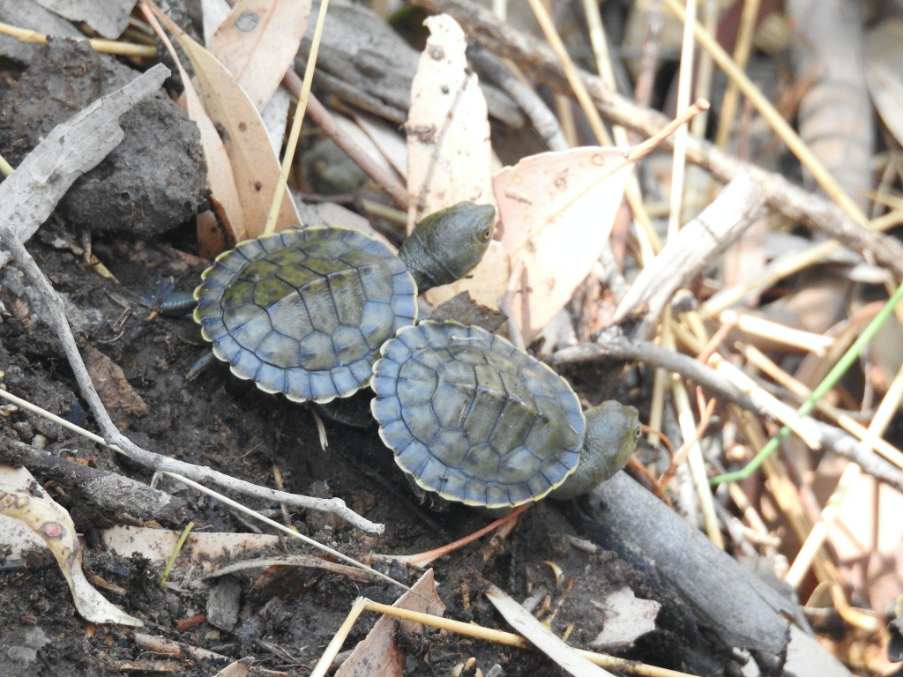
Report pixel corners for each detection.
[192,202,496,403]
[371,321,641,508]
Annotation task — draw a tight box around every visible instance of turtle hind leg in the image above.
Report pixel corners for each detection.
[186,350,217,382]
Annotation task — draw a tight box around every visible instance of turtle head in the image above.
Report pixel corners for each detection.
[399,201,496,293]
[549,401,641,501]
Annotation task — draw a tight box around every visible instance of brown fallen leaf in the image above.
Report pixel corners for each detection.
[149,2,302,241]
[208,0,312,111]
[83,345,148,427]
[493,147,632,344]
[405,13,506,310]
[335,570,446,677]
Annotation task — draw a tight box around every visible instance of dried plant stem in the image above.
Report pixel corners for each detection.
[720,310,835,356]
[713,0,761,150]
[660,0,868,227]
[785,367,903,587]
[263,0,332,236]
[358,600,697,677]
[0,20,157,57]
[666,0,696,240]
[742,344,903,467]
[309,597,368,678]
[689,0,717,139]
[701,210,903,318]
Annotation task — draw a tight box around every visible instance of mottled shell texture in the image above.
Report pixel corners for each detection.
[194,228,417,403]
[371,322,585,508]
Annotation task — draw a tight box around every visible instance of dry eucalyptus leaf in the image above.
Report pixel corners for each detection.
[405,13,505,309]
[0,466,143,626]
[590,587,661,648]
[102,526,282,572]
[208,0,312,111]
[493,147,632,344]
[335,569,446,677]
[151,5,301,240]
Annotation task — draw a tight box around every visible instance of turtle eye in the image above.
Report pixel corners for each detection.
[634,426,642,440]
[480,227,492,241]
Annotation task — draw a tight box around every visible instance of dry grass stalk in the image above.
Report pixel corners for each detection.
[713,0,762,150]
[263,0,332,236]
[666,0,696,240]
[660,0,869,226]
[0,20,157,57]
[309,597,368,678]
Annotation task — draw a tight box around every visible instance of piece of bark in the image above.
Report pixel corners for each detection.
[408,0,904,277]
[0,438,186,525]
[613,174,767,340]
[207,576,242,631]
[574,472,793,654]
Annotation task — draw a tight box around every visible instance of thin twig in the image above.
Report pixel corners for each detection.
[667,0,696,240]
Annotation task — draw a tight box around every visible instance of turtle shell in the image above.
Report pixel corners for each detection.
[371,321,585,508]
[194,228,417,403]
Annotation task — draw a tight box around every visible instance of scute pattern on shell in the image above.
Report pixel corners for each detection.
[371,321,585,508]
[194,228,418,403]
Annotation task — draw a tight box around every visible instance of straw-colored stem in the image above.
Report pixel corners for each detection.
[689,0,717,139]
[262,0,332,237]
[720,309,835,356]
[661,0,868,225]
[309,597,368,677]
[666,0,696,240]
[0,20,157,57]
[360,601,697,677]
[713,0,761,150]
[785,367,903,587]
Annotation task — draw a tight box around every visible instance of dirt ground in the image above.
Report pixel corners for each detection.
[0,223,731,676]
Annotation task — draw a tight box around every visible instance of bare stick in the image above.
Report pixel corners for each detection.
[550,328,903,488]
[0,437,186,525]
[0,230,384,534]
[666,0,697,240]
[613,174,767,340]
[407,0,903,276]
